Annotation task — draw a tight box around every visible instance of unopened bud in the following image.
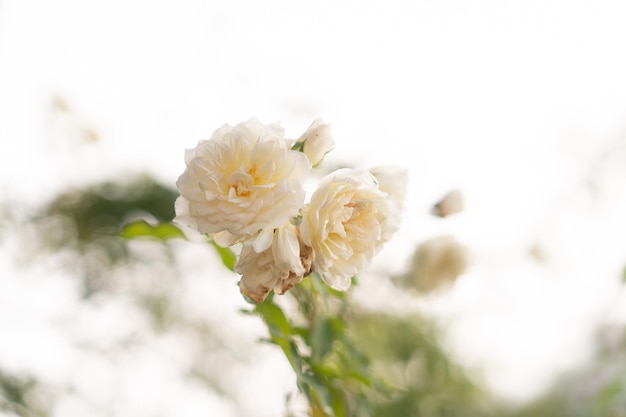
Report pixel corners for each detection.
[293,118,335,167]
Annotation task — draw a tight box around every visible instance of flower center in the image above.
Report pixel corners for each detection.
[327,200,369,238]
[228,166,256,199]
[344,200,368,221]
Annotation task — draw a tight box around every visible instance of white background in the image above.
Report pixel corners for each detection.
[2,0,626,414]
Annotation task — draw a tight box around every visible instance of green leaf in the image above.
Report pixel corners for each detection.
[209,240,237,271]
[299,373,334,416]
[310,317,342,363]
[119,220,186,241]
[291,141,305,152]
[255,300,292,338]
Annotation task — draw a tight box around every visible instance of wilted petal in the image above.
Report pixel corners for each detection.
[235,223,311,302]
[212,230,240,248]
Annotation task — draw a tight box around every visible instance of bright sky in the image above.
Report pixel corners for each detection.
[2,0,626,411]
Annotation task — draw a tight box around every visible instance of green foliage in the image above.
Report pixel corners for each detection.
[205,211,497,417]
[234,268,497,416]
[349,312,493,417]
[291,141,305,153]
[6,172,514,417]
[209,240,237,272]
[42,174,179,245]
[245,275,375,417]
[119,220,186,241]
[24,172,626,417]
[27,175,179,296]
[28,172,614,417]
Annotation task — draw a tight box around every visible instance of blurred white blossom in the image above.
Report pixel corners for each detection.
[431,189,464,218]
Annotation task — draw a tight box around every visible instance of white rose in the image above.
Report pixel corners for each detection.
[235,223,313,302]
[300,168,403,291]
[292,118,335,167]
[175,118,310,251]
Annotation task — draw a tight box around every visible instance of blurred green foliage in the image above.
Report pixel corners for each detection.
[42,174,177,243]
[251,275,377,417]
[248,268,496,417]
[506,325,626,417]
[209,240,237,272]
[350,312,493,417]
[5,174,626,417]
[119,220,186,241]
[0,370,48,417]
[28,174,180,296]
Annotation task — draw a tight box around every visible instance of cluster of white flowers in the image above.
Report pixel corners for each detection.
[175,118,407,302]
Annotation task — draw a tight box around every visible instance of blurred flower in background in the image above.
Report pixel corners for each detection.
[397,235,471,294]
[431,189,464,218]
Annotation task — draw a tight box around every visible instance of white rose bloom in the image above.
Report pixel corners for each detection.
[175,118,311,251]
[235,223,313,303]
[301,168,404,291]
[292,118,335,167]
